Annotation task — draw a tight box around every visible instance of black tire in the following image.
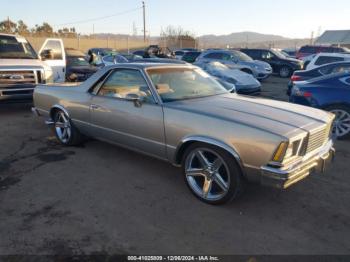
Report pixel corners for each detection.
[324,105,350,140]
[53,110,84,146]
[279,66,292,78]
[182,143,244,205]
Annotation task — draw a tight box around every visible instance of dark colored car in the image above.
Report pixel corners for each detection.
[296,45,349,60]
[287,61,350,95]
[240,48,303,78]
[181,51,202,63]
[131,58,187,64]
[88,48,118,57]
[132,50,147,57]
[289,72,350,139]
[65,49,98,82]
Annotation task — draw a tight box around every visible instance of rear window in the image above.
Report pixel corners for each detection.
[315,56,344,66]
[203,52,223,59]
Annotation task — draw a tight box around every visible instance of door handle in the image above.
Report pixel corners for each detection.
[90,104,101,110]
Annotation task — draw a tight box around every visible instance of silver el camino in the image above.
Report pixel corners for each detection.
[32,63,335,205]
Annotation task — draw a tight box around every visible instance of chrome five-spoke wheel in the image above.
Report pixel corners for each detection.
[54,111,72,144]
[183,144,243,204]
[330,109,350,139]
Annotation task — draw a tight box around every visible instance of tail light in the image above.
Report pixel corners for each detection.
[291,75,302,82]
[292,87,312,97]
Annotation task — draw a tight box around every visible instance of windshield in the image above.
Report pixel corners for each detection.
[0,35,38,59]
[67,56,90,66]
[146,67,228,102]
[231,50,253,62]
[271,49,287,59]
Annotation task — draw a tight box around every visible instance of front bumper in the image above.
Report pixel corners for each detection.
[261,141,335,189]
[255,70,272,80]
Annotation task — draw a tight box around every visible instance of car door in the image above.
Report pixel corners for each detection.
[89,68,166,159]
[261,50,278,72]
[39,39,66,82]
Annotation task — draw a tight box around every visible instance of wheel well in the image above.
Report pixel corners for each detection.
[241,68,252,74]
[49,108,59,120]
[49,106,69,120]
[175,140,244,176]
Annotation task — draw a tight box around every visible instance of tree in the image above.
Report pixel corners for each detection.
[0,18,17,33]
[35,22,54,36]
[160,25,196,49]
[16,20,29,35]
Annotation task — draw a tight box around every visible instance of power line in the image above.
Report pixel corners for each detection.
[54,6,142,27]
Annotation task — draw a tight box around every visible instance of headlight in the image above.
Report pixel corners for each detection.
[272,139,304,163]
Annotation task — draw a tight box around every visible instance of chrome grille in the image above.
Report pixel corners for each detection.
[306,124,331,154]
[0,70,37,85]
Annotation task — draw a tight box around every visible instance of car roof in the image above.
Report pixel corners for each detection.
[314,52,350,58]
[103,63,195,70]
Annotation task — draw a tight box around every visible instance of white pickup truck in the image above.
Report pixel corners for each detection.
[0,33,66,101]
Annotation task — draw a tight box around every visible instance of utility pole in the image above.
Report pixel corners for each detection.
[7,16,10,33]
[142,1,146,42]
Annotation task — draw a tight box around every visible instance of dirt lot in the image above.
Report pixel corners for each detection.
[0,76,349,255]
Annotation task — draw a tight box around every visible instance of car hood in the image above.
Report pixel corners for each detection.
[282,57,302,63]
[166,93,332,138]
[218,70,261,89]
[0,58,51,71]
[241,60,271,68]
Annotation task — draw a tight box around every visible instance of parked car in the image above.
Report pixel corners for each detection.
[194,61,261,95]
[0,34,65,101]
[65,48,98,82]
[33,63,335,205]
[181,51,202,63]
[305,52,350,70]
[296,45,349,60]
[88,48,118,57]
[282,48,298,58]
[287,61,350,95]
[240,48,303,78]
[174,50,187,60]
[132,50,148,57]
[196,49,272,80]
[100,54,130,66]
[290,72,350,139]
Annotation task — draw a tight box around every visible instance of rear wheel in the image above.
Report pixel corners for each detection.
[53,110,84,146]
[279,66,292,78]
[182,143,244,205]
[326,105,350,139]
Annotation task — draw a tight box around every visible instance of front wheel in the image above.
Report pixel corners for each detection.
[279,66,292,78]
[182,143,244,205]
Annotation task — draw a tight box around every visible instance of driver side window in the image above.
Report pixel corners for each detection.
[97,69,155,103]
[262,51,273,60]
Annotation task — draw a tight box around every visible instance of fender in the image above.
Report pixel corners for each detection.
[174,135,245,176]
[50,104,70,119]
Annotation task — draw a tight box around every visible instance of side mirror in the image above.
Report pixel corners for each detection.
[125,93,143,107]
[40,49,54,60]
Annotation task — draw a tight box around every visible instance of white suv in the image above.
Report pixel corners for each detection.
[306,52,350,70]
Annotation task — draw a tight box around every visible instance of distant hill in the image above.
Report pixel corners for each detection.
[198,31,289,46]
[197,31,310,49]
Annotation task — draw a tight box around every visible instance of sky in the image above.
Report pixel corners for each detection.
[2,0,350,38]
